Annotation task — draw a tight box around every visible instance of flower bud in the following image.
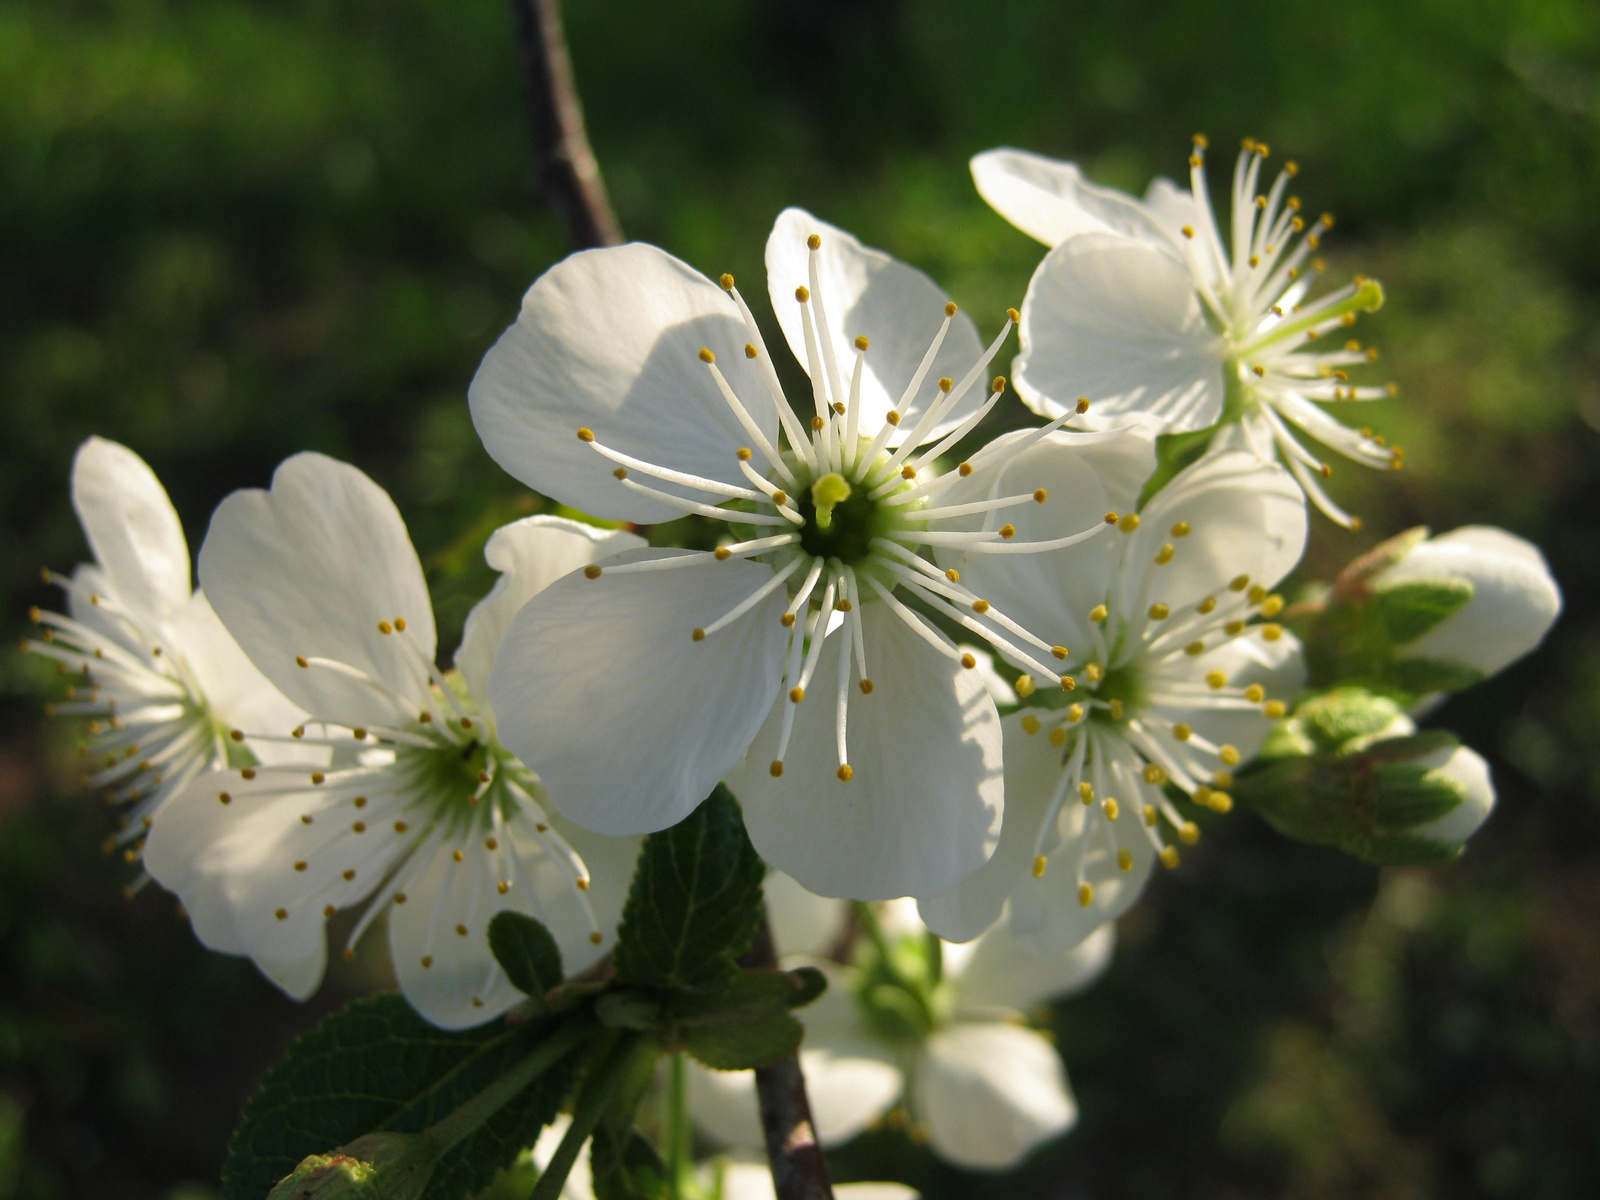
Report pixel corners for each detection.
[1370,526,1560,680]
[266,1132,438,1200]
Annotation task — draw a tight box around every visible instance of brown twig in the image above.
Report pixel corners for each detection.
[740,913,836,1200]
[506,0,623,250]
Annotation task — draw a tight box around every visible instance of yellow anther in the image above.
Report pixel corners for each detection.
[1143,804,1157,826]
[1197,596,1217,614]
[1160,846,1180,870]
[1048,726,1068,747]
[772,490,787,504]
[394,617,407,632]
[1244,684,1265,703]
[720,273,735,290]
[1261,623,1283,642]
[1061,676,1076,691]
[1248,584,1268,604]
[971,599,991,614]
[1179,821,1201,845]
[960,653,977,669]
[1021,714,1042,736]
[584,565,602,580]
[589,931,604,945]
[795,285,810,302]
[394,821,409,833]
[1051,645,1069,660]
[780,612,796,627]
[835,598,852,612]
[485,836,498,850]
[613,467,627,480]
[1285,160,1299,176]
[1084,663,1103,682]
[1103,511,1118,525]
[945,301,958,317]
[811,416,825,431]
[836,764,854,782]
[1109,699,1123,720]
[577,427,595,442]
[1173,723,1192,741]
[1229,574,1250,592]
[1118,512,1141,532]
[1104,798,1121,821]
[855,335,870,351]
[1079,782,1095,805]
[1078,882,1094,907]
[1206,670,1227,689]
[1117,848,1134,872]
[1264,700,1287,718]
[832,402,846,415]
[453,850,464,862]
[295,655,309,668]
[884,411,900,426]
[998,524,1016,539]
[353,796,367,808]
[1148,602,1170,620]
[1033,488,1048,503]
[698,347,716,363]
[1033,855,1049,878]
[1155,542,1175,564]
[1090,604,1108,623]
[1219,744,1241,766]
[715,547,732,561]
[311,771,325,785]
[902,464,916,480]
[992,375,1006,392]
[770,760,784,777]
[1005,307,1020,322]
[1260,594,1284,617]
[377,620,392,635]
[736,447,753,460]
[1143,764,1166,785]
[1185,641,1206,656]
[275,908,288,921]
[691,628,706,642]
[497,882,509,895]
[1210,791,1234,813]
[937,376,953,393]
[789,686,805,703]
[1076,397,1091,414]
[1225,620,1246,636]
[218,791,232,806]
[417,710,431,723]
[1066,703,1084,723]
[352,821,366,833]
[859,679,874,694]
[1181,225,1195,239]
[958,462,972,476]
[807,233,821,250]
[1015,673,1035,697]
[745,343,759,358]
[1213,769,1235,789]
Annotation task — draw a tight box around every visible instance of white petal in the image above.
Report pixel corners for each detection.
[170,590,310,761]
[918,712,1069,944]
[489,549,787,835]
[914,1023,1076,1171]
[455,516,647,717]
[1376,526,1561,676]
[933,424,1159,664]
[954,922,1115,1013]
[543,815,642,970]
[971,149,1170,247]
[469,243,774,523]
[199,453,434,729]
[1120,449,1307,617]
[1015,233,1223,432]
[1141,176,1203,250]
[765,870,850,958]
[71,436,191,626]
[731,602,1003,901]
[765,208,986,444]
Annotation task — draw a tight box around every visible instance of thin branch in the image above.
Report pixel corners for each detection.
[740,912,835,1200]
[506,0,623,250]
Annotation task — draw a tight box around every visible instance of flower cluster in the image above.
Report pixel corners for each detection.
[25,136,1564,1182]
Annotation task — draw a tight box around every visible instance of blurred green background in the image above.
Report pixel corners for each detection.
[3,0,1599,1196]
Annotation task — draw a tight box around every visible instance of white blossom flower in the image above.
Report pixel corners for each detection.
[919,444,1308,952]
[142,453,641,1028]
[1369,526,1561,679]
[974,140,1398,527]
[24,437,307,878]
[689,894,1108,1172]
[470,209,1113,901]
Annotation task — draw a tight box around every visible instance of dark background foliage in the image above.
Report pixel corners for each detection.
[2,0,1598,1196]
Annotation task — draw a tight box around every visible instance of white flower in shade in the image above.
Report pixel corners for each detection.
[1370,526,1561,679]
[974,139,1398,527]
[470,208,1112,902]
[141,453,642,1028]
[920,445,1308,953]
[689,894,1108,1172]
[24,437,307,875]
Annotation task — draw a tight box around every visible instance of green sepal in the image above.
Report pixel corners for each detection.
[1387,657,1486,695]
[222,996,579,1200]
[1371,578,1473,644]
[488,912,564,1008]
[1137,425,1218,508]
[613,785,766,995]
[596,990,665,1031]
[265,1132,437,1200]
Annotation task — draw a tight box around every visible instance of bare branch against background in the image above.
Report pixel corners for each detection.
[742,914,837,1200]
[507,0,623,250]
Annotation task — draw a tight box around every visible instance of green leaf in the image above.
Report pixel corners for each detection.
[488,912,564,1004]
[1372,578,1473,645]
[589,1128,669,1200]
[223,996,579,1200]
[667,969,819,1071]
[613,785,765,994]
